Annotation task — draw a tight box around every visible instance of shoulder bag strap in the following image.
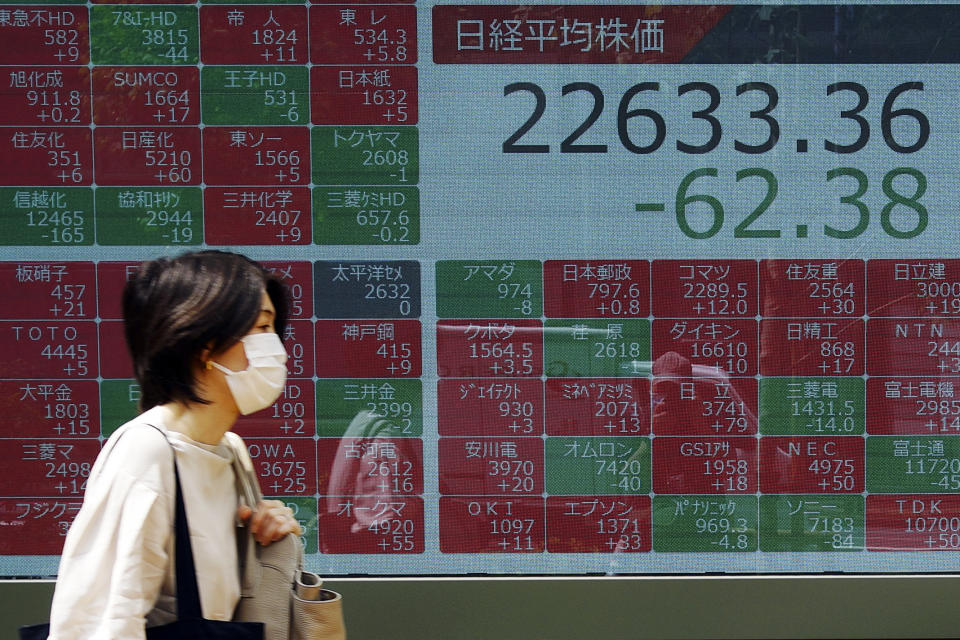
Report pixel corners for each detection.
[143,424,204,621]
[170,457,203,620]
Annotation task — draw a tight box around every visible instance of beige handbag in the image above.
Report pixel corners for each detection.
[227,433,347,640]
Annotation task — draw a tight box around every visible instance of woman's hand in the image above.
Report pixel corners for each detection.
[238,500,303,546]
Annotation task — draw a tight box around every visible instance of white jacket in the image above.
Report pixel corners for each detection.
[48,406,241,639]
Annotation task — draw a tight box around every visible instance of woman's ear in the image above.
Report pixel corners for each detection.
[192,345,216,403]
[197,344,214,370]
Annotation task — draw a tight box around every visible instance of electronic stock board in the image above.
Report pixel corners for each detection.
[2,1,960,579]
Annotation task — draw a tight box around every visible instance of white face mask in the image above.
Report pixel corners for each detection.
[209,332,288,415]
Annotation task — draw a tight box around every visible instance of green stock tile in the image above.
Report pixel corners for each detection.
[100,379,142,437]
[653,495,758,552]
[545,436,650,495]
[0,188,93,246]
[316,379,422,438]
[201,66,308,125]
[759,377,865,435]
[866,436,960,493]
[95,187,202,245]
[436,260,542,319]
[312,126,418,186]
[91,6,199,65]
[544,319,650,378]
[313,187,419,245]
[759,494,864,551]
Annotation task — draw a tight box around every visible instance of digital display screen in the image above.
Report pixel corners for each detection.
[2,1,960,576]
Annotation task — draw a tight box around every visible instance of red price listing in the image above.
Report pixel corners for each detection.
[651,260,756,317]
[543,260,649,318]
[545,378,650,437]
[439,496,545,553]
[867,377,960,435]
[234,379,315,438]
[260,260,313,319]
[1,262,94,320]
[315,319,420,378]
[96,262,140,320]
[760,259,865,317]
[867,319,960,376]
[436,319,542,378]
[432,5,728,64]
[2,67,90,126]
[866,495,960,551]
[280,319,314,379]
[546,495,651,553]
[650,376,757,436]
[0,8,89,65]
[1,439,100,497]
[98,320,133,379]
[92,67,199,125]
[200,6,307,65]
[652,437,757,494]
[867,260,960,317]
[93,127,200,186]
[311,66,417,125]
[309,5,416,65]
[317,437,423,496]
[0,127,91,185]
[318,496,424,554]
[1,321,96,378]
[245,437,316,496]
[438,378,544,437]
[652,319,758,376]
[0,499,82,554]
[759,437,864,494]
[759,319,865,376]
[438,438,543,496]
[204,188,311,245]
[203,127,309,186]
[0,380,99,438]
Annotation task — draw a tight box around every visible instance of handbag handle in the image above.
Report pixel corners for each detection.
[226,432,288,597]
[226,432,263,509]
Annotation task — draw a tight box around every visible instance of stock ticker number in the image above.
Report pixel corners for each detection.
[502,80,931,240]
[502,81,928,155]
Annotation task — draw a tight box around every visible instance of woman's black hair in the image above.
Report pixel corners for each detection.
[122,250,289,410]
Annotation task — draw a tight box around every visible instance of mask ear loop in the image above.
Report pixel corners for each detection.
[208,360,239,375]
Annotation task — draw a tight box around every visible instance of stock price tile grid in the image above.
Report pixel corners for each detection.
[0,258,426,562]
[434,258,960,558]
[0,1,420,248]
[6,0,960,576]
